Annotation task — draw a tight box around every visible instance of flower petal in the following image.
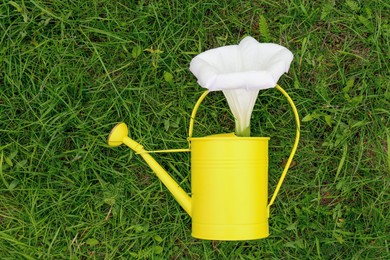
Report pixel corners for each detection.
[223,89,259,136]
[189,36,293,91]
[206,71,276,91]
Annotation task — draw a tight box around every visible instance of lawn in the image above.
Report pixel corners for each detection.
[1,0,389,259]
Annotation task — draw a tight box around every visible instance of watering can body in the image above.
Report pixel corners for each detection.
[108,85,300,241]
[190,135,270,240]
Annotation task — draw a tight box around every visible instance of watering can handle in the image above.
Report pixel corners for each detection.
[267,85,300,210]
[188,90,210,139]
[188,85,300,211]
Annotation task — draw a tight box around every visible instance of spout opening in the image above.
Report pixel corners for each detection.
[108,122,129,147]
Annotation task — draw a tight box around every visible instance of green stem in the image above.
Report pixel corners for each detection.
[236,124,250,137]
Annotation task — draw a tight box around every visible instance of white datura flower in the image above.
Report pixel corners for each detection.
[189,36,293,136]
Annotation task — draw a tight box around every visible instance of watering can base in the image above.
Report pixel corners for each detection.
[191,222,269,241]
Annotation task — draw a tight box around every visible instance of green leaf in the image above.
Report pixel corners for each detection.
[345,0,359,12]
[334,233,345,244]
[153,246,163,254]
[324,114,332,127]
[134,224,145,233]
[286,222,297,231]
[171,117,180,128]
[358,15,374,32]
[0,152,9,188]
[103,197,115,206]
[365,7,373,19]
[350,95,363,104]
[336,144,348,179]
[294,79,300,89]
[164,119,170,131]
[144,48,163,54]
[302,114,314,122]
[163,71,173,83]
[9,180,19,190]
[259,15,271,42]
[351,120,366,128]
[320,4,333,20]
[284,241,296,248]
[296,239,305,249]
[4,157,13,167]
[132,45,142,58]
[8,151,17,160]
[343,78,355,93]
[86,238,99,246]
[9,1,22,12]
[336,180,344,190]
[15,159,27,169]
[387,131,390,171]
[154,234,163,243]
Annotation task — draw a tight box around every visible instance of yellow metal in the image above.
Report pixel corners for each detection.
[107,122,130,147]
[107,84,300,241]
[107,123,192,216]
[267,84,300,214]
[136,148,190,154]
[189,91,209,138]
[190,135,270,240]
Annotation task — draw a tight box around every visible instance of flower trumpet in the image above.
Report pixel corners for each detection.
[190,36,293,136]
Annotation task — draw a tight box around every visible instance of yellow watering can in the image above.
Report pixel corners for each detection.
[108,85,300,240]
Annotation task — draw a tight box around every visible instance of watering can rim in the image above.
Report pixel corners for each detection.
[189,136,271,141]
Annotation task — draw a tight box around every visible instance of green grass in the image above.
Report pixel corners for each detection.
[1,0,389,258]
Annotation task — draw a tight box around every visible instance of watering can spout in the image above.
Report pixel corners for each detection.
[108,123,192,216]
